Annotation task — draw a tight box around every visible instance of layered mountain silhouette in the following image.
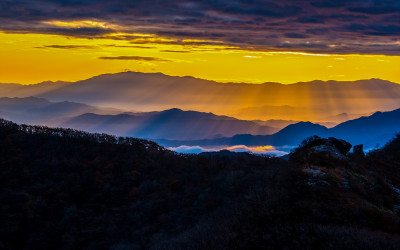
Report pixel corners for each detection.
[330,109,400,147]
[156,122,330,148]
[1,96,400,146]
[62,108,278,140]
[0,97,120,125]
[157,108,400,149]
[1,72,400,147]
[1,72,399,121]
[0,97,278,140]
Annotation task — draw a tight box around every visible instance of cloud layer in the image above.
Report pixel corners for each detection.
[168,145,288,156]
[0,0,399,55]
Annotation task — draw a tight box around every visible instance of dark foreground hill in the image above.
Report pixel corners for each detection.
[1,118,400,249]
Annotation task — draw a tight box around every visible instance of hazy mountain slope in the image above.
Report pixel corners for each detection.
[0,96,51,112]
[0,81,71,97]
[325,112,374,124]
[0,97,279,140]
[62,108,278,140]
[157,109,400,148]
[156,122,330,147]
[271,122,330,145]
[2,96,399,148]
[0,97,122,125]
[251,119,301,129]
[2,72,399,121]
[330,109,400,146]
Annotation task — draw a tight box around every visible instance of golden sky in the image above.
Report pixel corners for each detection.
[0,24,399,85]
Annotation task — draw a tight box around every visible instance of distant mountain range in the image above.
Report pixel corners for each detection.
[0,97,121,126]
[156,108,400,149]
[0,97,278,140]
[1,72,399,121]
[1,71,400,149]
[61,108,278,140]
[0,96,399,146]
[331,109,400,147]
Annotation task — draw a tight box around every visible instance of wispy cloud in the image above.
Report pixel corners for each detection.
[160,50,191,53]
[224,145,288,155]
[104,44,155,49]
[35,45,97,49]
[98,56,171,61]
[168,146,207,154]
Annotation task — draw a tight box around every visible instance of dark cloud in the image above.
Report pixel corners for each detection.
[1,25,115,38]
[157,31,226,39]
[342,24,400,36]
[306,28,330,35]
[349,6,400,15]
[297,16,325,24]
[284,33,309,39]
[129,39,225,46]
[0,0,399,55]
[98,56,171,61]
[104,44,155,49]
[310,2,346,9]
[35,45,97,49]
[220,2,303,18]
[160,50,191,53]
[47,27,115,37]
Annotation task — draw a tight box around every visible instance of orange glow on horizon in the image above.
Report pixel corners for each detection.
[224,145,284,154]
[0,31,399,85]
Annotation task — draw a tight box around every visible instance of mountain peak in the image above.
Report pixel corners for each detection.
[0,96,50,104]
[275,122,329,137]
[163,108,184,113]
[286,121,325,128]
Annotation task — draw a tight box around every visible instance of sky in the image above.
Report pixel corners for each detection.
[0,0,399,84]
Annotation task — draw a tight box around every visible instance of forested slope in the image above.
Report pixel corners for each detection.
[1,119,400,249]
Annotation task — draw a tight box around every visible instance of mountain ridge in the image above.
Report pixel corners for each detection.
[0,97,279,140]
[1,96,400,146]
[62,108,278,140]
[1,72,399,121]
[156,108,400,149]
[2,71,398,86]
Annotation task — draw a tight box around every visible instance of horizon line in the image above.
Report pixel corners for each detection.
[0,71,398,86]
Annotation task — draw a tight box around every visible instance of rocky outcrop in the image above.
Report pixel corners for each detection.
[290,136,352,165]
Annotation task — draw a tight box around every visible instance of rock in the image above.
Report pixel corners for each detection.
[326,137,352,155]
[308,179,330,186]
[312,144,348,160]
[307,168,326,176]
[391,184,400,196]
[353,144,365,158]
[290,136,352,165]
[342,180,350,189]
